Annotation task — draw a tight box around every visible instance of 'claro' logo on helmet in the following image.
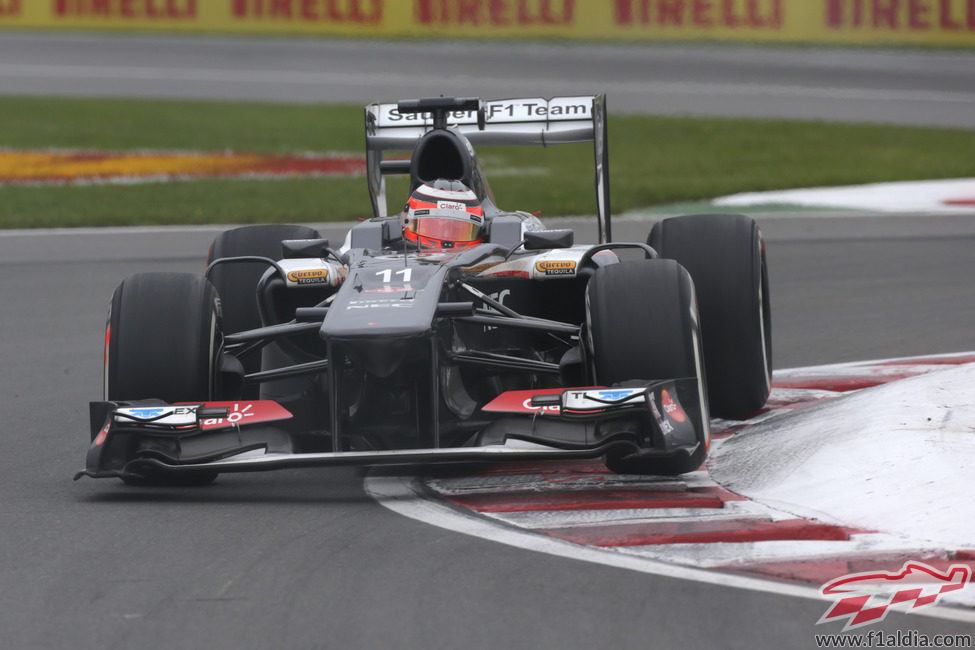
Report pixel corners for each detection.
[535,260,577,276]
[287,269,329,285]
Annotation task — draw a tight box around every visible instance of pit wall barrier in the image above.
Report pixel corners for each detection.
[1,1,974,47]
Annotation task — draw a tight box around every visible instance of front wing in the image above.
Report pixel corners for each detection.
[76,379,707,481]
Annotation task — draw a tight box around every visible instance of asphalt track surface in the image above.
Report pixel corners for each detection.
[1,32,974,649]
[1,31,975,127]
[1,215,973,649]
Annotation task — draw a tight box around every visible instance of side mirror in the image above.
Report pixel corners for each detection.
[282,238,330,259]
[524,230,574,251]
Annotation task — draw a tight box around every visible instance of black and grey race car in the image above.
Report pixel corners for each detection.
[78,95,772,486]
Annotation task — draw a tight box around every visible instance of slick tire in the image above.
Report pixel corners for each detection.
[586,259,708,475]
[105,272,223,486]
[207,224,321,397]
[649,214,771,419]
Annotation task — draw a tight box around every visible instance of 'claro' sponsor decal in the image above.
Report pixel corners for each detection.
[287,268,329,285]
[660,388,687,423]
[535,260,576,276]
[3,1,974,46]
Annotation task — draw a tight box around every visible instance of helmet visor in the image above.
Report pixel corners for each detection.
[409,216,480,242]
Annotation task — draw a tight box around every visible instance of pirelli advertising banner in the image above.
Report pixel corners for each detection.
[1,1,974,47]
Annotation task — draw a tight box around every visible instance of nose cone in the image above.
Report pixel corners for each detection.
[340,337,415,379]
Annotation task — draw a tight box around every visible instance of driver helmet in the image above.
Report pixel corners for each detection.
[403,179,484,250]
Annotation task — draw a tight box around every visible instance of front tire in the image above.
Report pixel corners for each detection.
[586,259,708,475]
[106,272,221,403]
[105,272,222,486]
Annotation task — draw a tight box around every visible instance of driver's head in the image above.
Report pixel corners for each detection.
[403,179,483,250]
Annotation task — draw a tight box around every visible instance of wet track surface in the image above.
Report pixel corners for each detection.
[1,32,974,649]
[1,217,973,648]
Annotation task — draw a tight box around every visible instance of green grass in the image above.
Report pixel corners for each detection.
[2,95,975,228]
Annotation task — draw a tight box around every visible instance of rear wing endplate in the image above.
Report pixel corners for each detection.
[364,95,612,243]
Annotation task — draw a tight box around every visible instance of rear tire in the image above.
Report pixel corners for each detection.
[649,214,771,418]
[105,272,222,486]
[207,224,321,397]
[586,259,708,475]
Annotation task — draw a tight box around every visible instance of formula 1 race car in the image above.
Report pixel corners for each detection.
[77,95,772,486]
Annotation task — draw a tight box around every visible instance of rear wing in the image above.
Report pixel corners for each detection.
[364,95,612,243]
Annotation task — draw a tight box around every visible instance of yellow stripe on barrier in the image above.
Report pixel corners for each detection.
[0,1,973,47]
